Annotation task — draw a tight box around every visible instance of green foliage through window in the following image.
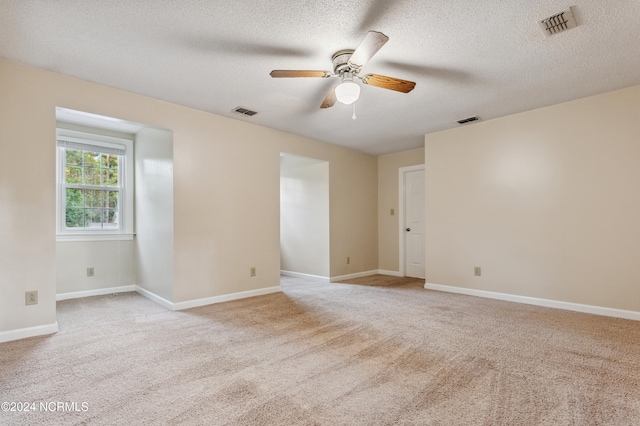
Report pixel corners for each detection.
[63,148,120,229]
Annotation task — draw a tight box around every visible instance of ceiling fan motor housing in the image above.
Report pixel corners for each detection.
[332,50,356,74]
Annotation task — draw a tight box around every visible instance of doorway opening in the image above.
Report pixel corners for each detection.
[280,153,330,280]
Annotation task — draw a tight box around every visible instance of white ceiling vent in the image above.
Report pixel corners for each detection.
[232,107,258,116]
[540,7,577,36]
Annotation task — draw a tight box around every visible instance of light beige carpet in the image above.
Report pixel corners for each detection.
[1,275,639,425]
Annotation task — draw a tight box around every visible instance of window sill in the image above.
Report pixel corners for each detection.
[56,233,135,242]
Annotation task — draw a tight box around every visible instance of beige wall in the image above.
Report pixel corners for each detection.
[56,240,136,294]
[0,59,377,336]
[329,148,378,277]
[424,85,640,311]
[1,61,57,334]
[378,147,425,273]
[135,127,174,301]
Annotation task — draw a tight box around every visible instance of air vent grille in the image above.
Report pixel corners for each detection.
[540,7,577,36]
[232,107,258,116]
[457,116,480,125]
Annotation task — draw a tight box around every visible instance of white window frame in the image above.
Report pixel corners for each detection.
[56,128,134,241]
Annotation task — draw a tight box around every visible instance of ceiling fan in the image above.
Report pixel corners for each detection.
[270,31,416,109]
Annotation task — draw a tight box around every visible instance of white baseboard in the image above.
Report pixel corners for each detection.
[331,270,407,281]
[135,285,174,310]
[56,285,136,301]
[377,270,403,277]
[0,322,59,344]
[280,270,329,281]
[330,270,379,282]
[135,285,283,311]
[172,286,282,310]
[424,283,640,321]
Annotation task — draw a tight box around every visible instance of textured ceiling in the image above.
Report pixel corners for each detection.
[2,0,640,155]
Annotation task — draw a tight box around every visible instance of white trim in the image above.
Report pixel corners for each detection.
[330,270,404,281]
[135,285,283,311]
[172,286,282,311]
[56,285,135,301]
[330,270,379,282]
[0,322,59,344]
[398,164,425,278]
[55,107,144,135]
[280,270,329,281]
[377,269,403,277]
[56,127,134,144]
[134,286,174,310]
[57,136,127,155]
[424,283,640,321]
[56,233,135,242]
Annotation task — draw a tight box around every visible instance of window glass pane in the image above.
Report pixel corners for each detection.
[60,140,126,232]
[66,149,82,166]
[102,169,118,186]
[105,209,119,228]
[84,152,100,167]
[101,154,118,169]
[85,167,101,186]
[66,188,84,208]
[107,191,119,209]
[66,207,85,228]
[85,190,104,208]
[66,166,83,184]
[85,209,104,228]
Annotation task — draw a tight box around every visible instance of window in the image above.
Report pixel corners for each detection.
[56,128,134,240]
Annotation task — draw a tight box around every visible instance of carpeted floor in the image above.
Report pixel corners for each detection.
[1,275,639,425]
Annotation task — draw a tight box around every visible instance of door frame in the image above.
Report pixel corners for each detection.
[398,164,425,277]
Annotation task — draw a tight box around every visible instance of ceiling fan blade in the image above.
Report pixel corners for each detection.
[270,70,332,78]
[361,74,416,93]
[320,87,337,108]
[347,31,389,71]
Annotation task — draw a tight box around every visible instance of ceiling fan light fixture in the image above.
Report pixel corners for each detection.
[269,31,416,110]
[335,81,360,105]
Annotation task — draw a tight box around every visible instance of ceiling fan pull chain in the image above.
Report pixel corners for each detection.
[352,102,357,120]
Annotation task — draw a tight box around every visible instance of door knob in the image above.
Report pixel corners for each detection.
[406,228,411,232]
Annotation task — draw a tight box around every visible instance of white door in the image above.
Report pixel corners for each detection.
[403,168,425,278]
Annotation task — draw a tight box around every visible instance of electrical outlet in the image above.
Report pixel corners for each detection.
[87,267,94,277]
[474,266,481,277]
[25,291,38,305]
[250,267,256,277]
[347,257,351,265]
